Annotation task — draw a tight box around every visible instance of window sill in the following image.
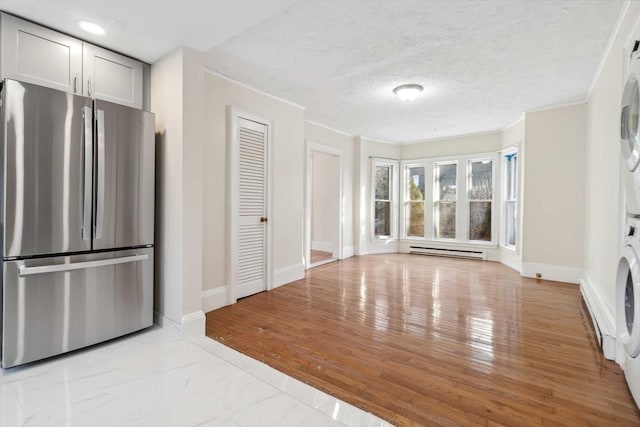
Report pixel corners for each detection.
[370,237,398,244]
[499,245,518,253]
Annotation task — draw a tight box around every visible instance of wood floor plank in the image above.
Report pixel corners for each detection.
[206,254,640,426]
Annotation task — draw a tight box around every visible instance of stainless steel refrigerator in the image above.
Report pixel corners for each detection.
[0,79,155,368]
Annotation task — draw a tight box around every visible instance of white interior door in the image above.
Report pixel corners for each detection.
[236,117,268,299]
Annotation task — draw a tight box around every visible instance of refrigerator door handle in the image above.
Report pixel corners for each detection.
[95,109,106,239]
[18,254,149,276]
[82,106,93,240]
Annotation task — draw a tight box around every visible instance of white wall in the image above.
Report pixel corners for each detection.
[203,71,306,293]
[400,132,502,159]
[311,152,340,255]
[522,104,586,283]
[305,122,356,257]
[151,46,205,336]
[584,1,640,360]
[501,119,524,149]
[151,49,183,325]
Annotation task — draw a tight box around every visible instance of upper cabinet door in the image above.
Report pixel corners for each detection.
[0,13,83,94]
[83,43,143,109]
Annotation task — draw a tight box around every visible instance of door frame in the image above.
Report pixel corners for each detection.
[226,106,273,304]
[305,141,344,269]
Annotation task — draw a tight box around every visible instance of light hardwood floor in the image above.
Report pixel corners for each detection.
[206,254,640,426]
[310,249,334,264]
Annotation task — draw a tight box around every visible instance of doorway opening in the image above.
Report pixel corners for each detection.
[306,143,342,268]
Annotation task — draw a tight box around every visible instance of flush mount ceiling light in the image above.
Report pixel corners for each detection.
[78,21,106,35]
[393,84,423,102]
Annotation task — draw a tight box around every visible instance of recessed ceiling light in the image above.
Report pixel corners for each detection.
[393,84,423,102]
[78,21,106,35]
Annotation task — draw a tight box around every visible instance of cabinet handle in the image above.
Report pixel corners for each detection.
[87,78,91,97]
[73,76,78,93]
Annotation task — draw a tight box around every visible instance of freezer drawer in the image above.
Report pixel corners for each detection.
[1,248,153,368]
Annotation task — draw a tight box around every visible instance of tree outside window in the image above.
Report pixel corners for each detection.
[406,166,425,237]
[468,160,493,241]
[374,165,392,237]
[434,162,457,239]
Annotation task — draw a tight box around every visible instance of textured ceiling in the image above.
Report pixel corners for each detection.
[205,0,625,143]
[0,0,625,143]
[0,0,295,63]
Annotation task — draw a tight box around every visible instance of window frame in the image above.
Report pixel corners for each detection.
[501,149,518,251]
[371,159,399,241]
[467,157,495,243]
[433,160,458,241]
[403,163,428,239]
[399,151,498,246]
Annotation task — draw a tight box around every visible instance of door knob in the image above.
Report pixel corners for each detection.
[260,217,268,223]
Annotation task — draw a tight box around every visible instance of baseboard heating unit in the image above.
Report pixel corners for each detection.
[409,246,486,260]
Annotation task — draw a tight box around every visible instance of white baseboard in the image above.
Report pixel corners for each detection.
[499,248,521,273]
[154,312,182,336]
[342,246,355,259]
[154,310,205,338]
[521,262,582,284]
[202,286,229,313]
[580,274,616,361]
[365,241,399,255]
[365,248,397,255]
[182,310,206,338]
[273,262,305,289]
[311,240,334,253]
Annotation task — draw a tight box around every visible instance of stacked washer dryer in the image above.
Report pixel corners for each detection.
[618,45,640,408]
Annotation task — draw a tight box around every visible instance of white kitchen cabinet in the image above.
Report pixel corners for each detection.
[1,13,145,109]
[0,13,83,94]
[83,43,143,109]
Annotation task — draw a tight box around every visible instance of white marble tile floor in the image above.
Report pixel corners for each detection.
[0,327,391,427]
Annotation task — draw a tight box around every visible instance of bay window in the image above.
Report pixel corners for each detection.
[398,152,498,245]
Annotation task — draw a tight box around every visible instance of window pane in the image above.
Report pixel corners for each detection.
[435,163,456,201]
[469,160,493,200]
[435,202,456,239]
[470,201,492,241]
[507,156,517,200]
[408,167,425,201]
[374,201,390,236]
[407,202,424,237]
[375,166,390,200]
[506,200,516,246]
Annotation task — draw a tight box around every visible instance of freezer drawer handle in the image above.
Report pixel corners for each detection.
[18,254,149,276]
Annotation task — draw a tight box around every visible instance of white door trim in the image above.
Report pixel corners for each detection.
[305,141,344,269]
[226,106,273,304]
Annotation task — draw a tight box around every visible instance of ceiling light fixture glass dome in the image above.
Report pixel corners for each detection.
[393,84,423,102]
